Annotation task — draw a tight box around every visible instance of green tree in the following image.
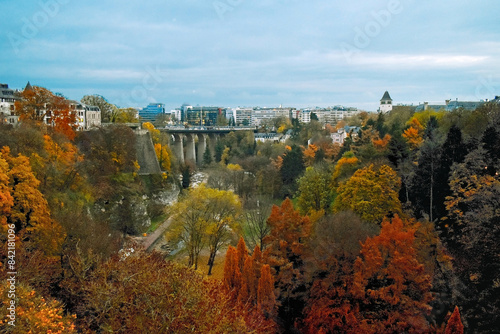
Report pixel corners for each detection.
[280,145,305,197]
[114,107,138,123]
[202,146,212,166]
[409,117,442,221]
[296,166,333,216]
[81,94,118,123]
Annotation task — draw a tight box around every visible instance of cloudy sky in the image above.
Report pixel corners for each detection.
[1,0,499,111]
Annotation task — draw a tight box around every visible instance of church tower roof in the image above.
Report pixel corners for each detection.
[24,81,33,91]
[380,91,392,101]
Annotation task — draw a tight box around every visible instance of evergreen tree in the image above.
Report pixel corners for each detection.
[435,125,466,222]
[214,141,224,163]
[202,147,212,166]
[280,145,305,197]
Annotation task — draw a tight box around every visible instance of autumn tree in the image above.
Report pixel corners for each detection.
[331,151,360,185]
[14,85,55,122]
[443,147,500,332]
[223,238,277,328]
[445,306,464,334]
[0,281,77,333]
[51,94,77,140]
[143,122,172,173]
[30,134,86,208]
[76,125,138,196]
[114,107,138,123]
[169,185,241,273]
[302,212,379,334]
[333,164,402,223]
[402,117,424,150]
[15,85,77,139]
[351,215,433,333]
[263,198,312,331]
[223,245,242,293]
[0,147,65,256]
[243,197,272,250]
[61,250,275,333]
[303,144,319,167]
[258,264,276,316]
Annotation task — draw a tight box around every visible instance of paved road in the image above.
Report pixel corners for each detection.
[142,216,174,251]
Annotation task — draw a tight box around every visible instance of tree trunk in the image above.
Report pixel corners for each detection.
[207,250,217,275]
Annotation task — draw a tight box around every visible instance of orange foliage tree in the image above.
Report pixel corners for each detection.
[0,281,76,333]
[445,306,464,334]
[303,144,318,167]
[223,238,275,312]
[263,198,312,330]
[258,264,276,316]
[0,146,64,256]
[15,86,77,140]
[351,215,433,333]
[402,118,424,150]
[372,133,392,151]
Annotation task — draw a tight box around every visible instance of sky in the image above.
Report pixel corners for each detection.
[1,0,499,112]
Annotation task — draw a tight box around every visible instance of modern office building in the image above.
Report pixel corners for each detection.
[173,104,228,126]
[140,103,166,122]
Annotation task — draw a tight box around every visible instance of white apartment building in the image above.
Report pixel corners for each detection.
[231,107,253,125]
[251,107,294,126]
[0,83,20,125]
[69,101,101,130]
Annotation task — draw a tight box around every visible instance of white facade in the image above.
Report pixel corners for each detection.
[232,107,253,125]
[331,128,347,144]
[251,107,293,126]
[305,107,359,125]
[379,91,393,113]
[69,101,101,130]
[0,84,19,125]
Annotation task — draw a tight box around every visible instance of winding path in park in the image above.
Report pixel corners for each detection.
[142,216,174,251]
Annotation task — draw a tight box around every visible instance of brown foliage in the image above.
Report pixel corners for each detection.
[62,250,275,333]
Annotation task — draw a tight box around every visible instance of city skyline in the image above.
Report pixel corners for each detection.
[1,0,499,112]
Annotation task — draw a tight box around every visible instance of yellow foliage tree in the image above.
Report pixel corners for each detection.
[1,146,65,256]
[168,185,242,274]
[333,164,402,223]
[331,152,360,185]
[154,143,171,172]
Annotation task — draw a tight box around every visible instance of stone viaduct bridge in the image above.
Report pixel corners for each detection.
[160,126,257,165]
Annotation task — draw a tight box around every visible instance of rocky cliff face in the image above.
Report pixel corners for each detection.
[135,129,161,175]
